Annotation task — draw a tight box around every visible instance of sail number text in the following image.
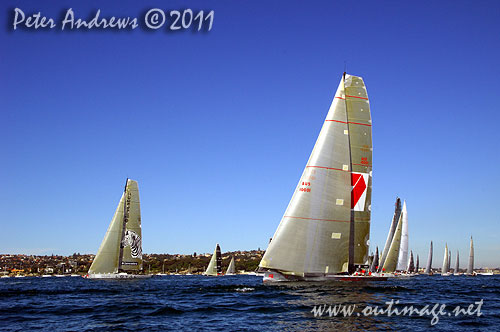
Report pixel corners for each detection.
[299,182,311,193]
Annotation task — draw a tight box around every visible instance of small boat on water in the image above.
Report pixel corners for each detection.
[441,243,451,276]
[85,179,151,279]
[225,256,236,275]
[454,250,460,275]
[425,241,433,275]
[204,243,222,276]
[466,236,475,276]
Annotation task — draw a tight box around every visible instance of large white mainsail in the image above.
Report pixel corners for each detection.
[259,73,372,280]
[379,198,402,269]
[88,179,148,279]
[205,244,222,276]
[396,201,408,271]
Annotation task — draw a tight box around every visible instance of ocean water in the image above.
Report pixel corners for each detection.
[0,275,498,331]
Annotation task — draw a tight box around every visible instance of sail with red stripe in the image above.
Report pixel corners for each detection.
[259,74,372,276]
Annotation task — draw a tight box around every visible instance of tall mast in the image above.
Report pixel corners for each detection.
[118,178,129,271]
[343,72,356,275]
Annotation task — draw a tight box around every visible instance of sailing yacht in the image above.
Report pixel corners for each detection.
[454,250,460,275]
[86,179,151,279]
[441,243,451,276]
[381,211,403,273]
[466,236,475,276]
[225,256,236,275]
[204,244,222,276]
[425,241,433,275]
[379,198,402,270]
[259,73,386,282]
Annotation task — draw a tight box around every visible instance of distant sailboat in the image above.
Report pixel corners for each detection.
[381,212,404,273]
[448,250,452,272]
[467,236,474,276]
[258,73,384,282]
[425,241,433,275]
[415,254,419,274]
[396,201,409,271]
[86,179,150,279]
[205,244,222,276]
[454,250,460,275]
[379,198,402,269]
[407,251,415,273]
[226,256,236,275]
[442,243,450,276]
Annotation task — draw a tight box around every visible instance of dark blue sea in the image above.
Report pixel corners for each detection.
[0,275,498,331]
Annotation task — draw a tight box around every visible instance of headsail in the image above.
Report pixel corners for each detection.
[226,256,236,275]
[379,198,402,269]
[89,179,143,274]
[259,74,372,276]
[454,250,459,274]
[381,212,403,273]
[467,236,474,275]
[396,201,409,271]
[205,244,222,276]
[425,241,433,274]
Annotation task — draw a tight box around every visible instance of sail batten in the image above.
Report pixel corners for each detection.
[259,74,372,276]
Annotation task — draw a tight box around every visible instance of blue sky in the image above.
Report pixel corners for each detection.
[1,1,499,268]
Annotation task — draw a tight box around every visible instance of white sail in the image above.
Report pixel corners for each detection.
[88,192,125,274]
[379,198,402,270]
[88,179,145,277]
[205,244,222,276]
[226,256,236,275]
[454,250,459,274]
[396,201,408,271]
[259,73,372,277]
[381,212,403,273]
[467,236,474,275]
[425,241,433,274]
[442,243,449,274]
